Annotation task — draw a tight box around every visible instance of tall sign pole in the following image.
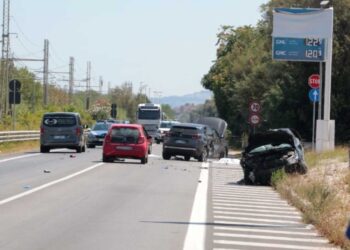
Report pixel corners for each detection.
[272,7,334,152]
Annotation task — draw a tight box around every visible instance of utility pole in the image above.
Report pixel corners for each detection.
[68,57,74,104]
[43,39,49,105]
[99,76,103,94]
[1,0,10,116]
[85,61,91,110]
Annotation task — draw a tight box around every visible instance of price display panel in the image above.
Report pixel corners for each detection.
[273,37,325,62]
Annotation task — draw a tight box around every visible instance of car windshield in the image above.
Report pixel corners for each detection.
[249,143,293,154]
[160,122,173,128]
[138,110,160,120]
[43,115,76,127]
[92,123,109,131]
[111,127,140,143]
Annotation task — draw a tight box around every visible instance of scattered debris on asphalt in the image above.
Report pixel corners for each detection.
[43,170,51,173]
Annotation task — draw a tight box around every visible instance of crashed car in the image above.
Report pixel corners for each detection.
[196,117,229,158]
[240,128,307,185]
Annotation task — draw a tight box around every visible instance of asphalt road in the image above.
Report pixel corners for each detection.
[0,144,336,250]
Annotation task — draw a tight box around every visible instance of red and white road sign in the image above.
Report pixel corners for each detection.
[249,114,261,125]
[249,101,261,113]
[308,74,320,89]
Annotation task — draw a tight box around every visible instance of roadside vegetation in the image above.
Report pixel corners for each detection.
[272,147,350,250]
[0,141,39,155]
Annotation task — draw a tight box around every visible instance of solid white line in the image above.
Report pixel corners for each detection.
[182,162,209,250]
[213,199,290,208]
[0,153,41,164]
[214,226,319,236]
[213,240,330,250]
[212,195,288,204]
[214,215,300,224]
[214,210,300,219]
[212,185,273,191]
[0,163,104,206]
[213,206,300,215]
[213,202,297,211]
[214,232,329,243]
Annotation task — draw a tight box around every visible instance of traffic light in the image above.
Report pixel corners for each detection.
[9,79,21,104]
[111,103,117,118]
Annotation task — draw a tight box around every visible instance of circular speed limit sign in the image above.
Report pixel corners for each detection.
[249,101,261,113]
[249,114,261,125]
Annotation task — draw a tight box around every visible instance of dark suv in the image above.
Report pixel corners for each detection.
[162,123,210,162]
[40,112,86,153]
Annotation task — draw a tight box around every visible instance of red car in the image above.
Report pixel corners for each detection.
[102,124,152,164]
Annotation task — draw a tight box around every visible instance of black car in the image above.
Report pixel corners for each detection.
[240,128,307,185]
[196,117,228,158]
[162,123,210,162]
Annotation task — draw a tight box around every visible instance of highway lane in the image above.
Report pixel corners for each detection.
[0,145,203,250]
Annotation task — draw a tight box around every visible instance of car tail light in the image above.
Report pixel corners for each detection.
[76,127,82,136]
[138,136,145,144]
[104,134,111,143]
[192,134,201,140]
[40,126,44,135]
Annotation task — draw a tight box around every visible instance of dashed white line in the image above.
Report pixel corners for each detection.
[212,199,291,207]
[214,226,319,236]
[0,163,104,206]
[214,232,329,243]
[214,210,301,219]
[213,206,300,215]
[212,195,288,204]
[214,220,305,228]
[213,202,298,211]
[214,215,301,224]
[213,240,330,250]
[0,153,41,164]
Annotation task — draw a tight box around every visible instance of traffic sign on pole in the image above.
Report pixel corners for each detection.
[249,101,261,113]
[308,89,320,102]
[308,74,320,89]
[249,114,261,125]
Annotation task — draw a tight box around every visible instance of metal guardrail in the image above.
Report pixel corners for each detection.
[0,130,40,143]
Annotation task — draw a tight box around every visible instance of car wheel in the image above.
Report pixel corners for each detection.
[162,152,171,160]
[198,149,208,162]
[87,144,95,148]
[184,155,190,161]
[243,169,254,185]
[40,145,49,153]
[155,139,160,144]
[82,145,86,152]
[76,146,82,153]
[103,155,113,163]
[141,155,148,164]
[148,145,152,154]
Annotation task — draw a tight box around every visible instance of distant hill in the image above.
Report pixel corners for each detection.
[159,90,212,108]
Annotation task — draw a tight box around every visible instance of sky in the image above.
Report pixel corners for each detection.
[9,0,268,97]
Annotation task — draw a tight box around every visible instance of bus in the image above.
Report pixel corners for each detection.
[136,103,162,138]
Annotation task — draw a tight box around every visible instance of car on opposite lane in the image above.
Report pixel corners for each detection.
[102,124,152,164]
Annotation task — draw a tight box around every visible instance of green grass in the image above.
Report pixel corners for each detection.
[305,147,348,168]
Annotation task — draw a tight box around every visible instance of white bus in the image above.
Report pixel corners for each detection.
[136,103,162,137]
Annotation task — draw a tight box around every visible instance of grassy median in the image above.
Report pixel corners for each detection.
[273,147,350,250]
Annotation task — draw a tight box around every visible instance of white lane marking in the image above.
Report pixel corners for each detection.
[213,199,291,208]
[0,163,104,206]
[214,232,329,243]
[213,194,288,204]
[213,202,297,212]
[149,154,161,158]
[0,153,41,164]
[212,192,282,200]
[214,215,300,224]
[214,226,319,236]
[182,162,209,250]
[213,206,300,215]
[214,210,301,219]
[212,185,273,190]
[213,240,332,250]
[214,220,306,228]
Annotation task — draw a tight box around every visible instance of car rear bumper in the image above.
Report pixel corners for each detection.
[163,145,201,157]
[103,144,147,158]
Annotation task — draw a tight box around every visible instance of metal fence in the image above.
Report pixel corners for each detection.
[0,131,40,143]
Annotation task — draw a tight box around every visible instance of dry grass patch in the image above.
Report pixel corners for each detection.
[0,141,39,155]
[275,147,350,249]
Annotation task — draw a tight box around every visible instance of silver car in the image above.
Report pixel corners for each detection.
[40,112,86,153]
